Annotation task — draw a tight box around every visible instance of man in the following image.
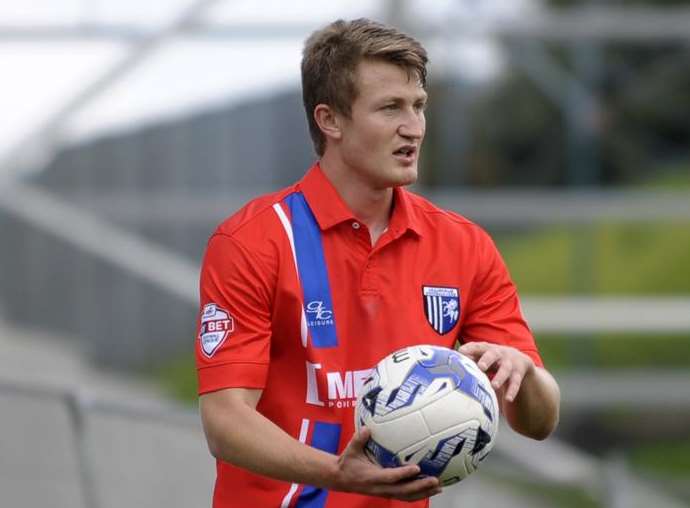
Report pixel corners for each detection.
[196,18,560,508]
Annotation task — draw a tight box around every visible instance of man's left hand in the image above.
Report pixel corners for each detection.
[458,342,535,403]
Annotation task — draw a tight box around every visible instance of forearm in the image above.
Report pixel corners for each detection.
[501,366,560,440]
[200,392,338,488]
[200,388,440,501]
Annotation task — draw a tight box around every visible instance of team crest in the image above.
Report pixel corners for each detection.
[199,303,235,357]
[423,286,460,335]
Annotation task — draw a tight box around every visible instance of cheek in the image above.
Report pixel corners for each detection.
[342,119,392,159]
[353,130,383,154]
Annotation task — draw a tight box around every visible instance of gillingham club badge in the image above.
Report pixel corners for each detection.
[423,286,460,335]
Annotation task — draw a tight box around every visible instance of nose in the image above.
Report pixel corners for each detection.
[398,109,425,140]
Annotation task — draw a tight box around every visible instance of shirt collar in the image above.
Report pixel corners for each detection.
[298,162,423,237]
[390,185,424,238]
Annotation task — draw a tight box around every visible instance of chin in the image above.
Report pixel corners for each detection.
[394,166,418,186]
[362,162,418,188]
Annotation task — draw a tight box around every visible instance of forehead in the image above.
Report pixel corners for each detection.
[353,59,427,102]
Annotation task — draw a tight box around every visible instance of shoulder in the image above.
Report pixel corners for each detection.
[203,184,298,275]
[212,185,296,243]
[404,189,494,245]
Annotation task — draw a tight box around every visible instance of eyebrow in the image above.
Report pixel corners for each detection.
[380,92,428,104]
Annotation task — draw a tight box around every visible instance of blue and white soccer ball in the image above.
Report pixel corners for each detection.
[355,345,499,486]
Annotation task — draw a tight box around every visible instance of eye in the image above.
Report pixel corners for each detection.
[414,101,427,112]
[382,103,398,111]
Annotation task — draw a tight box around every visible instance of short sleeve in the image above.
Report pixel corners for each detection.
[196,233,275,394]
[461,231,543,367]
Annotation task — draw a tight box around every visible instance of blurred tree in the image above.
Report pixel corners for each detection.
[425,0,690,187]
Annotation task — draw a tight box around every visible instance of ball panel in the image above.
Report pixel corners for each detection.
[397,422,478,482]
[430,423,483,484]
[469,425,495,466]
[368,410,429,454]
[420,392,479,434]
[372,377,454,424]
[364,438,400,468]
[354,345,500,487]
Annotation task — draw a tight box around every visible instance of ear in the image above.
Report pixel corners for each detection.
[313,104,342,142]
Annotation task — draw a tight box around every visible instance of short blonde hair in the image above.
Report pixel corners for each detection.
[301,18,428,156]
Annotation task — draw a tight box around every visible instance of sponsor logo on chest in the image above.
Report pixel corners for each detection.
[305,362,373,409]
[305,300,334,328]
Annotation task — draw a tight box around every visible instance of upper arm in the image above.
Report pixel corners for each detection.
[199,387,263,454]
[196,233,275,395]
[461,230,543,367]
[200,387,262,415]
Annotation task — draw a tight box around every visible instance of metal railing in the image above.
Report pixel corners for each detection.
[0,376,211,508]
[2,373,687,508]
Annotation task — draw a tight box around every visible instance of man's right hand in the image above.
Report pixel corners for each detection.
[331,426,442,502]
[201,389,441,502]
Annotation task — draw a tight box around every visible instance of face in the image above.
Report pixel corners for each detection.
[334,59,427,190]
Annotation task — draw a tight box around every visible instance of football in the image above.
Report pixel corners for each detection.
[354,345,499,486]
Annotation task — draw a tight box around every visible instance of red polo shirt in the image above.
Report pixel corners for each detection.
[196,163,542,508]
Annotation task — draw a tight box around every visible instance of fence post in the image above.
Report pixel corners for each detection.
[65,390,100,508]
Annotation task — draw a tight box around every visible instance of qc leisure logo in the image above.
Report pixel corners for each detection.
[305,300,334,327]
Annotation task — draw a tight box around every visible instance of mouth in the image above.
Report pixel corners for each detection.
[393,145,417,163]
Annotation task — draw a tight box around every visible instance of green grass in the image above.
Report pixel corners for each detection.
[495,222,690,295]
[637,163,690,190]
[493,475,602,508]
[629,439,690,477]
[536,334,690,370]
[154,354,198,404]
[494,162,690,294]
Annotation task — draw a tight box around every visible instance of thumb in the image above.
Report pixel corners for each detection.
[351,426,371,449]
[343,425,371,456]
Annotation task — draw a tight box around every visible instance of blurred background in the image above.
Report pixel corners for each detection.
[1,1,689,507]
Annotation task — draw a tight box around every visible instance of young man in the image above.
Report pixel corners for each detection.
[196,18,560,508]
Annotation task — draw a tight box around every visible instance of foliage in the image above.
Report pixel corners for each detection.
[423,0,690,188]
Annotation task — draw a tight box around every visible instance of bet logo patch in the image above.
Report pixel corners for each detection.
[199,303,235,357]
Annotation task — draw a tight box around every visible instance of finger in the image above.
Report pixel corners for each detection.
[355,426,371,443]
[376,475,437,495]
[372,463,421,484]
[458,342,488,359]
[505,370,525,402]
[476,349,500,372]
[490,359,512,391]
[342,426,371,459]
[351,426,371,449]
[397,485,442,502]
[382,476,440,501]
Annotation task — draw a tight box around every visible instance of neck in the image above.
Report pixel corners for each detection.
[319,153,393,244]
